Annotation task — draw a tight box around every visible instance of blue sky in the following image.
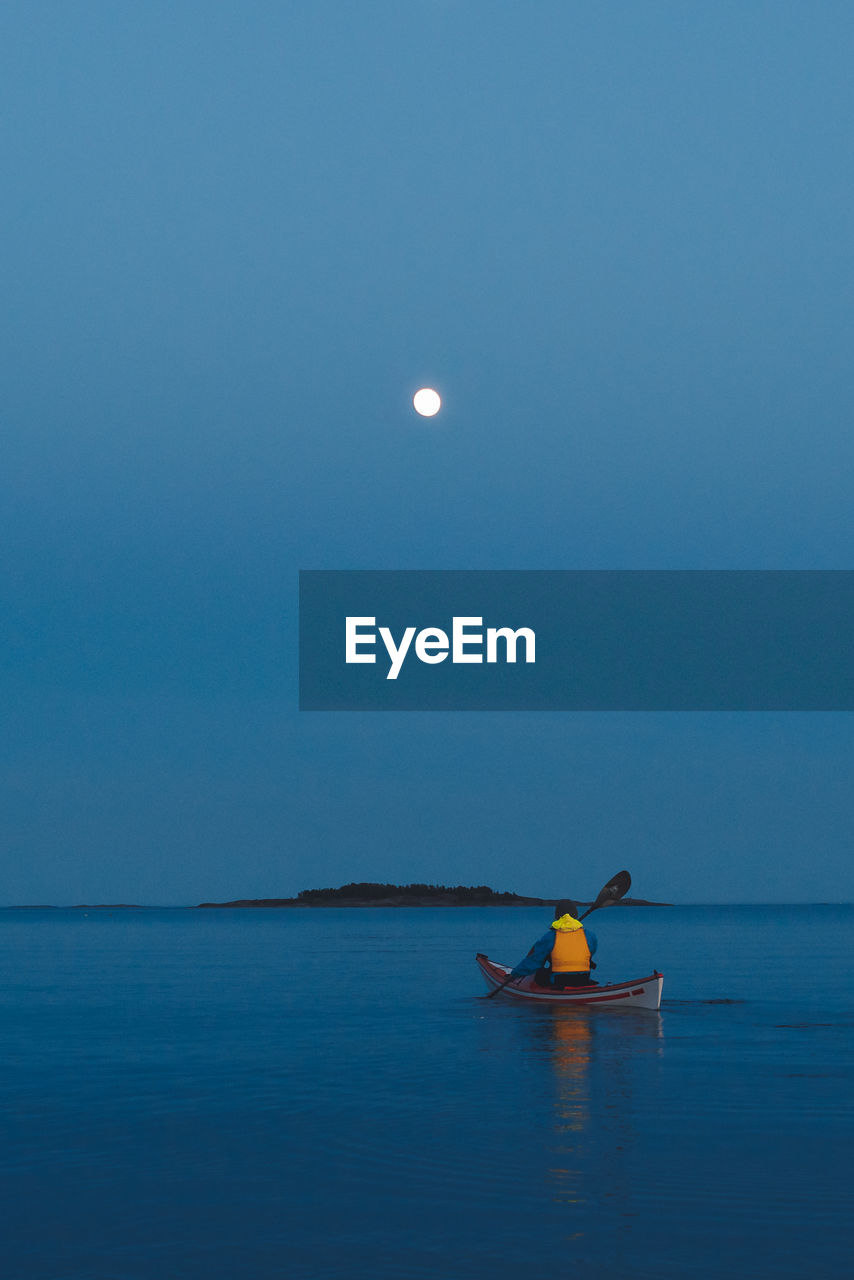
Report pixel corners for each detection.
[2,1,852,903]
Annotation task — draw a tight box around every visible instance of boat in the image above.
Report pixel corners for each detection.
[476,953,663,1010]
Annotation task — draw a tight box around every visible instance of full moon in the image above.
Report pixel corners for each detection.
[413,387,441,417]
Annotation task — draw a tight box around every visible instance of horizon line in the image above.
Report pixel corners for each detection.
[1,900,852,910]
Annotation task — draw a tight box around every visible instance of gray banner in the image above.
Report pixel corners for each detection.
[299,571,854,710]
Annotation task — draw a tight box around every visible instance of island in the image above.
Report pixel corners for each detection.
[198,882,671,908]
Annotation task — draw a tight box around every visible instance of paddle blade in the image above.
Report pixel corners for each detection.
[580,870,631,919]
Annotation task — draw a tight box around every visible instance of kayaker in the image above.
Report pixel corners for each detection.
[508,899,598,988]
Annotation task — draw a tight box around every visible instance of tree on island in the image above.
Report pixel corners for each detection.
[295,882,526,904]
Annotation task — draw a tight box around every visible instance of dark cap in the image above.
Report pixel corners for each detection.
[554,899,578,919]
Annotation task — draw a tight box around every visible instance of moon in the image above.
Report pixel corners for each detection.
[413,387,441,417]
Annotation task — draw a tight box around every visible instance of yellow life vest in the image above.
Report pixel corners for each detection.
[550,914,591,973]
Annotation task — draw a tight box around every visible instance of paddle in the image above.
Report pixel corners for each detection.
[484,870,632,998]
[579,869,631,920]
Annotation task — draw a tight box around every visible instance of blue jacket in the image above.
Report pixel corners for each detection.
[510,926,598,978]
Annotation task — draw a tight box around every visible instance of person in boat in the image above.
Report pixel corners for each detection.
[508,899,598,988]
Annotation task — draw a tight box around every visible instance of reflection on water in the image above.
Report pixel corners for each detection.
[490,1002,665,1225]
[544,1008,664,1212]
[551,1011,592,1132]
[548,1011,592,1212]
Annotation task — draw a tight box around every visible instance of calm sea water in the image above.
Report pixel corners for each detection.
[0,905,850,1280]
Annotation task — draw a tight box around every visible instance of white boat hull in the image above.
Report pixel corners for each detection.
[477,953,663,1010]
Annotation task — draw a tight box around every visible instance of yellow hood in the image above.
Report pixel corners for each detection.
[551,914,583,931]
